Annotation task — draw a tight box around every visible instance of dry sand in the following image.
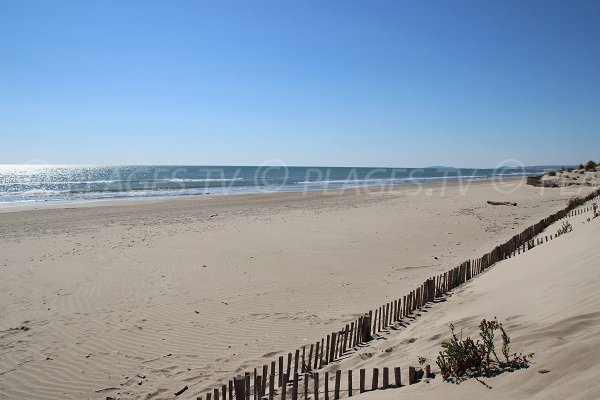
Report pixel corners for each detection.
[0,180,594,399]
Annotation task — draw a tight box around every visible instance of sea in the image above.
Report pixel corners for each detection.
[0,164,549,208]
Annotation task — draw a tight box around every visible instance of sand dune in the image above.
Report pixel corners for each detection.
[344,205,600,400]
[0,180,595,399]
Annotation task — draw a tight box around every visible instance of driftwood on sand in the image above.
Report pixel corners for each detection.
[487,201,517,206]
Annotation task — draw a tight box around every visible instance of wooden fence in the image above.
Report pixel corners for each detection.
[191,189,600,400]
[196,364,433,400]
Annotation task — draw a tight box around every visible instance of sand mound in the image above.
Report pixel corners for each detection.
[349,208,600,400]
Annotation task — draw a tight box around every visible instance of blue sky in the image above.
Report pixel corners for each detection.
[1,0,599,167]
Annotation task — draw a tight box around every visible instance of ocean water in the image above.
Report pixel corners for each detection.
[0,165,546,207]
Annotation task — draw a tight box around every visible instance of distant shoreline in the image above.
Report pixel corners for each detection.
[0,176,536,213]
[0,165,542,210]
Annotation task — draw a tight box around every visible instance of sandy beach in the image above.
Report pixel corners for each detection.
[0,180,594,399]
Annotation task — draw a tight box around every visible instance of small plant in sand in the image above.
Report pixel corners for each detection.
[436,318,532,382]
[547,171,556,177]
[557,221,573,235]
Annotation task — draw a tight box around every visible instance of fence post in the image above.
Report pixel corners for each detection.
[372,368,379,390]
[348,370,353,397]
[234,375,246,400]
[304,373,308,400]
[394,367,401,387]
[281,374,288,400]
[291,373,298,400]
[245,373,251,400]
[279,356,284,386]
[382,367,389,389]
[408,367,417,385]
[359,369,366,393]
[287,353,292,380]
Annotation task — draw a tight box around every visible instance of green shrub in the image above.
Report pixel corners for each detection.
[548,171,556,176]
[585,160,597,171]
[436,318,532,382]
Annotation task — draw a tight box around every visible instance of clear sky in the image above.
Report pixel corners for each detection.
[1,0,599,167]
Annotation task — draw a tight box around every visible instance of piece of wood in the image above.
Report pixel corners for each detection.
[334,370,341,400]
[222,384,227,400]
[308,344,314,372]
[262,366,268,397]
[301,347,306,373]
[256,376,262,400]
[314,372,319,400]
[486,200,517,206]
[271,362,276,380]
[394,367,401,387]
[291,373,299,400]
[314,342,320,370]
[372,368,379,390]
[382,367,389,389]
[425,365,431,378]
[325,335,330,364]
[294,350,300,375]
[385,303,390,327]
[362,313,372,342]
[304,373,309,400]
[281,374,288,400]
[319,338,325,368]
[269,374,275,400]
[214,388,220,400]
[408,367,417,385]
[234,375,246,400]
[229,380,234,400]
[359,369,366,393]
[245,373,251,400]
[279,356,284,387]
[348,369,353,397]
[287,353,292,380]
[329,333,336,362]
[324,372,329,400]
[254,369,258,400]
[175,385,189,396]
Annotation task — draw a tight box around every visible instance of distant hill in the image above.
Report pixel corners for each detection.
[424,166,457,171]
